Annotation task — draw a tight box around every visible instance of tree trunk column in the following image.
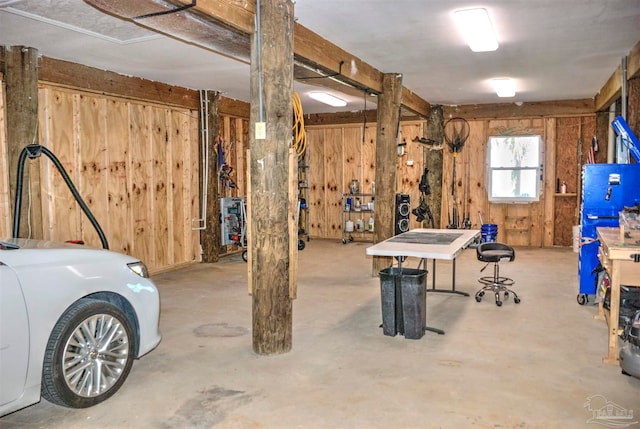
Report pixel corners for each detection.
[250,0,294,355]
[200,90,221,263]
[425,105,444,228]
[372,73,403,275]
[3,45,41,238]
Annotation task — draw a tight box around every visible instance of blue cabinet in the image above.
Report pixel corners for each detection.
[578,164,640,299]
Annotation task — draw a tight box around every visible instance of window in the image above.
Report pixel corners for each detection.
[486,135,543,203]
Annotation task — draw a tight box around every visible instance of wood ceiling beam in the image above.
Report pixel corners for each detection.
[175,0,431,117]
[38,56,200,109]
[176,0,255,33]
[37,56,250,117]
[293,64,378,105]
[595,67,622,112]
[292,23,383,96]
[594,40,640,112]
[86,0,251,63]
[629,41,640,79]
[446,99,595,120]
[402,87,431,117]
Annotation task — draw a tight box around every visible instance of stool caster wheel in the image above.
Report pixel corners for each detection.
[576,294,587,305]
[504,292,509,299]
[514,297,521,304]
[475,295,482,302]
[496,300,503,307]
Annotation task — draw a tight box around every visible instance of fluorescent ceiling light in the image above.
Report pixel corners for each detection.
[491,78,516,97]
[308,92,347,107]
[454,8,499,52]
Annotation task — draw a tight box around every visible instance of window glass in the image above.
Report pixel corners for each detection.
[487,135,542,203]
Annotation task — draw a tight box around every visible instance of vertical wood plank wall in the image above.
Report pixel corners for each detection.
[307,115,595,246]
[219,115,249,200]
[306,121,426,240]
[0,81,250,270]
[0,78,600,260]
[217,115,249,256]
[554,116,596,246]
[1,83,201,273]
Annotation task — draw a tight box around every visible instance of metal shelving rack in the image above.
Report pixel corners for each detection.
[341,192,375,244]
[298,161,310,242]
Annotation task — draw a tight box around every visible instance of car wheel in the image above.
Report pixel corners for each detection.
[41,298,135,408]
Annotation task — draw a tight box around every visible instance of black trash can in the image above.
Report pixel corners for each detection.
[379,267,427,339]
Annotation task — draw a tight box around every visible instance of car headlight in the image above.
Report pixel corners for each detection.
[127,261,150,278]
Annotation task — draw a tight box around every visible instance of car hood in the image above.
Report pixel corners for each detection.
[0,238,141,270]
[1,237,89,250]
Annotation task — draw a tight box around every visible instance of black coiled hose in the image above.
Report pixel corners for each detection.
[13,144,109,249]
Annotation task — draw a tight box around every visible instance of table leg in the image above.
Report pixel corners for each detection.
[425,258,470,297]
[603,260,621,364]
[425,326,445,335]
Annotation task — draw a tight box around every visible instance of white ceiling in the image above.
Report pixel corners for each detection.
[1,0,639,114]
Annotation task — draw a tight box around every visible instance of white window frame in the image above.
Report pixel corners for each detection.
[486,135,543,203]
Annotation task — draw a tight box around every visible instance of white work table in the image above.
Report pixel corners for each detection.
[366,228,480,295]
[366,228,481,335]
[366,228,480,260]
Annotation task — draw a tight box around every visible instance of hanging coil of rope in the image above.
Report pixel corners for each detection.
[292,91,307,158]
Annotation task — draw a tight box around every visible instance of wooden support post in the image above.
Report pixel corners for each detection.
[372,73,403,275]
[246,148,253,295]
[628,76,640,137]
[250,0,294,355]
[2,46,41,238]
[425,105,444,228]
[542,118,557,247]
[595,110,610,164]
[288,147,298,300]
[200,90,221,262]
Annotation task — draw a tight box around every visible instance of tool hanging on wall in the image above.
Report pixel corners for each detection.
[443,117,470,229]
[412,136,442,147]
[292,91,307,158]
[462,136,472,229]
[216,135,236,194]
[412,167,435,228]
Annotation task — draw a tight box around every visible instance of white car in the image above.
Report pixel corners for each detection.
[0,238,161,416]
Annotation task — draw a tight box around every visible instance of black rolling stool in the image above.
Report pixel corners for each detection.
[475,242,520,307]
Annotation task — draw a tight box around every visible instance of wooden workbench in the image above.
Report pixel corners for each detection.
[596,227,640,364]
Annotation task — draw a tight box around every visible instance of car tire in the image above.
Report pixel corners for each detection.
[41,298,135,408]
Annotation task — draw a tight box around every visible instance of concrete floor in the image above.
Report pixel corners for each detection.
[2,239,639,429]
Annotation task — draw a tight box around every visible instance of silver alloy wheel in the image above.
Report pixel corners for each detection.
[62,314,130,398]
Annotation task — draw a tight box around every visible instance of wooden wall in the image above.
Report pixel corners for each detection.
[0,76,251,272]
[306,114,596,247]
[0,66,602,261]
[0,82,202,273]
[218,115,249,199]
[1,80,598,258]
[306,121,426,240]
[552,116,596,246]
